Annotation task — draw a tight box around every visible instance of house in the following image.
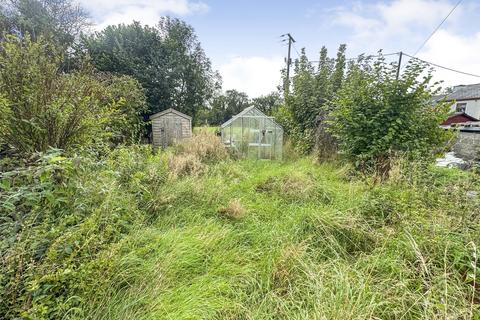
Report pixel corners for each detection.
[220,106,283,160]
[435,83,480,125]
[149,108,192,148]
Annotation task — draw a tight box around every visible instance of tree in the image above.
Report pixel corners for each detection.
[279,44,347,155]
[222,90,250,120]
[83,18,220,121]
[0,35,142,153]
[252,92,283,116]
[198,90,250,125]
[100,75,149,145]
[330,44,347,93]
[315,46,333,104]
[0,0,90,46]
[289,48,317,133]
[314,45,346,159]
[328,54,452,175]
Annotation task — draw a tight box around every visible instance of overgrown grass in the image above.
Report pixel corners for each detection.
[193,126,219,134]
[1,135,479,319]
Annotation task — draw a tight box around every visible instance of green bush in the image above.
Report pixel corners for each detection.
[0,35,148,154]
[328,54,452,175]
[0,35,114,153]
[99,75,148,145]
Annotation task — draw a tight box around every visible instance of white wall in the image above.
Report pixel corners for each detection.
[449,99,480,120]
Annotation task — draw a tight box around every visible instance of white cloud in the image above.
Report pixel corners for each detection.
[79,0,209,29]
[331,0,455,51]
[329,0,480,87]
[218,56,284,98]
[418,30,480,87]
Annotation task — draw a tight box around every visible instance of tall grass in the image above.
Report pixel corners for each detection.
[1,132,479,319]
[86,156,479,319]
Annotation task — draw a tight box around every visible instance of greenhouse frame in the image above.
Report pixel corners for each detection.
[220,106,283,160]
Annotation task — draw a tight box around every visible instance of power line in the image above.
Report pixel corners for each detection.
[402,52,480,78]
[412,0,463,56]
[279,21,479,80]
[299,49,480,78]
[308,52,400,63]
[292,43,301,58]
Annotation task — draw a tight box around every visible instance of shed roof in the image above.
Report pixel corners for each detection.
[442,112,479,125]
[220,106,282,129]
[436,83,480,101]
[149,108,192,120]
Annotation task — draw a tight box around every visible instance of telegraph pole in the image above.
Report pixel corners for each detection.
[281,33,295,96]
[396,51,403,81]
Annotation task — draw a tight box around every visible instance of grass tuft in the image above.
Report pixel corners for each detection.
[218,198,246,220]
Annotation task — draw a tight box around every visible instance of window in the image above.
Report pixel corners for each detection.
[456,103,467,113]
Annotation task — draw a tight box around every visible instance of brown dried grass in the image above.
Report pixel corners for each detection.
[175,131,229,163]
[168,153,204,178]
[169,131,229,178]
[218,198,246,220]
[272,244,307,295]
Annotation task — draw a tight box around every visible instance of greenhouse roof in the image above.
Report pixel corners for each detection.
[220,106,283,129]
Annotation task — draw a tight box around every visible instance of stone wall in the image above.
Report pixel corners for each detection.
[453,130,480,161]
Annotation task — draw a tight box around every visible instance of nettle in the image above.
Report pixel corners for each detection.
[328,54,452,175]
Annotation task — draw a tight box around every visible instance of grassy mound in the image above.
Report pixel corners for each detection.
[1,141,479,319]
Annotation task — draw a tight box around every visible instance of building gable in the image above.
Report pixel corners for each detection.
[149,108,192,121]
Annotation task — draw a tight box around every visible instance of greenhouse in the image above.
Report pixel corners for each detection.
[220,106,283,160]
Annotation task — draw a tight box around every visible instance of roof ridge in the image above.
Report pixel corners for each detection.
[220,106,283,129]
[149,108,192,120]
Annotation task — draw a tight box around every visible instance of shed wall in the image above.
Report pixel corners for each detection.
[152,112,192,147]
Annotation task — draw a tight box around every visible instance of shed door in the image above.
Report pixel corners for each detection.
[163,117,182,145]
[166,117,174,146]
[173,119,182,141]
[160,119,167,148]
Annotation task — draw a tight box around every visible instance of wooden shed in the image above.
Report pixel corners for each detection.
[149,108,192,148]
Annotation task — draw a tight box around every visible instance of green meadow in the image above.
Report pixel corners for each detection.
[3,140,478,319]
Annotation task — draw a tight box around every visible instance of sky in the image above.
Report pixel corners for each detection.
[78,0,480,97]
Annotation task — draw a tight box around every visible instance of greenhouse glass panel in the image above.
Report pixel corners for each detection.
[220,106,283,160]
